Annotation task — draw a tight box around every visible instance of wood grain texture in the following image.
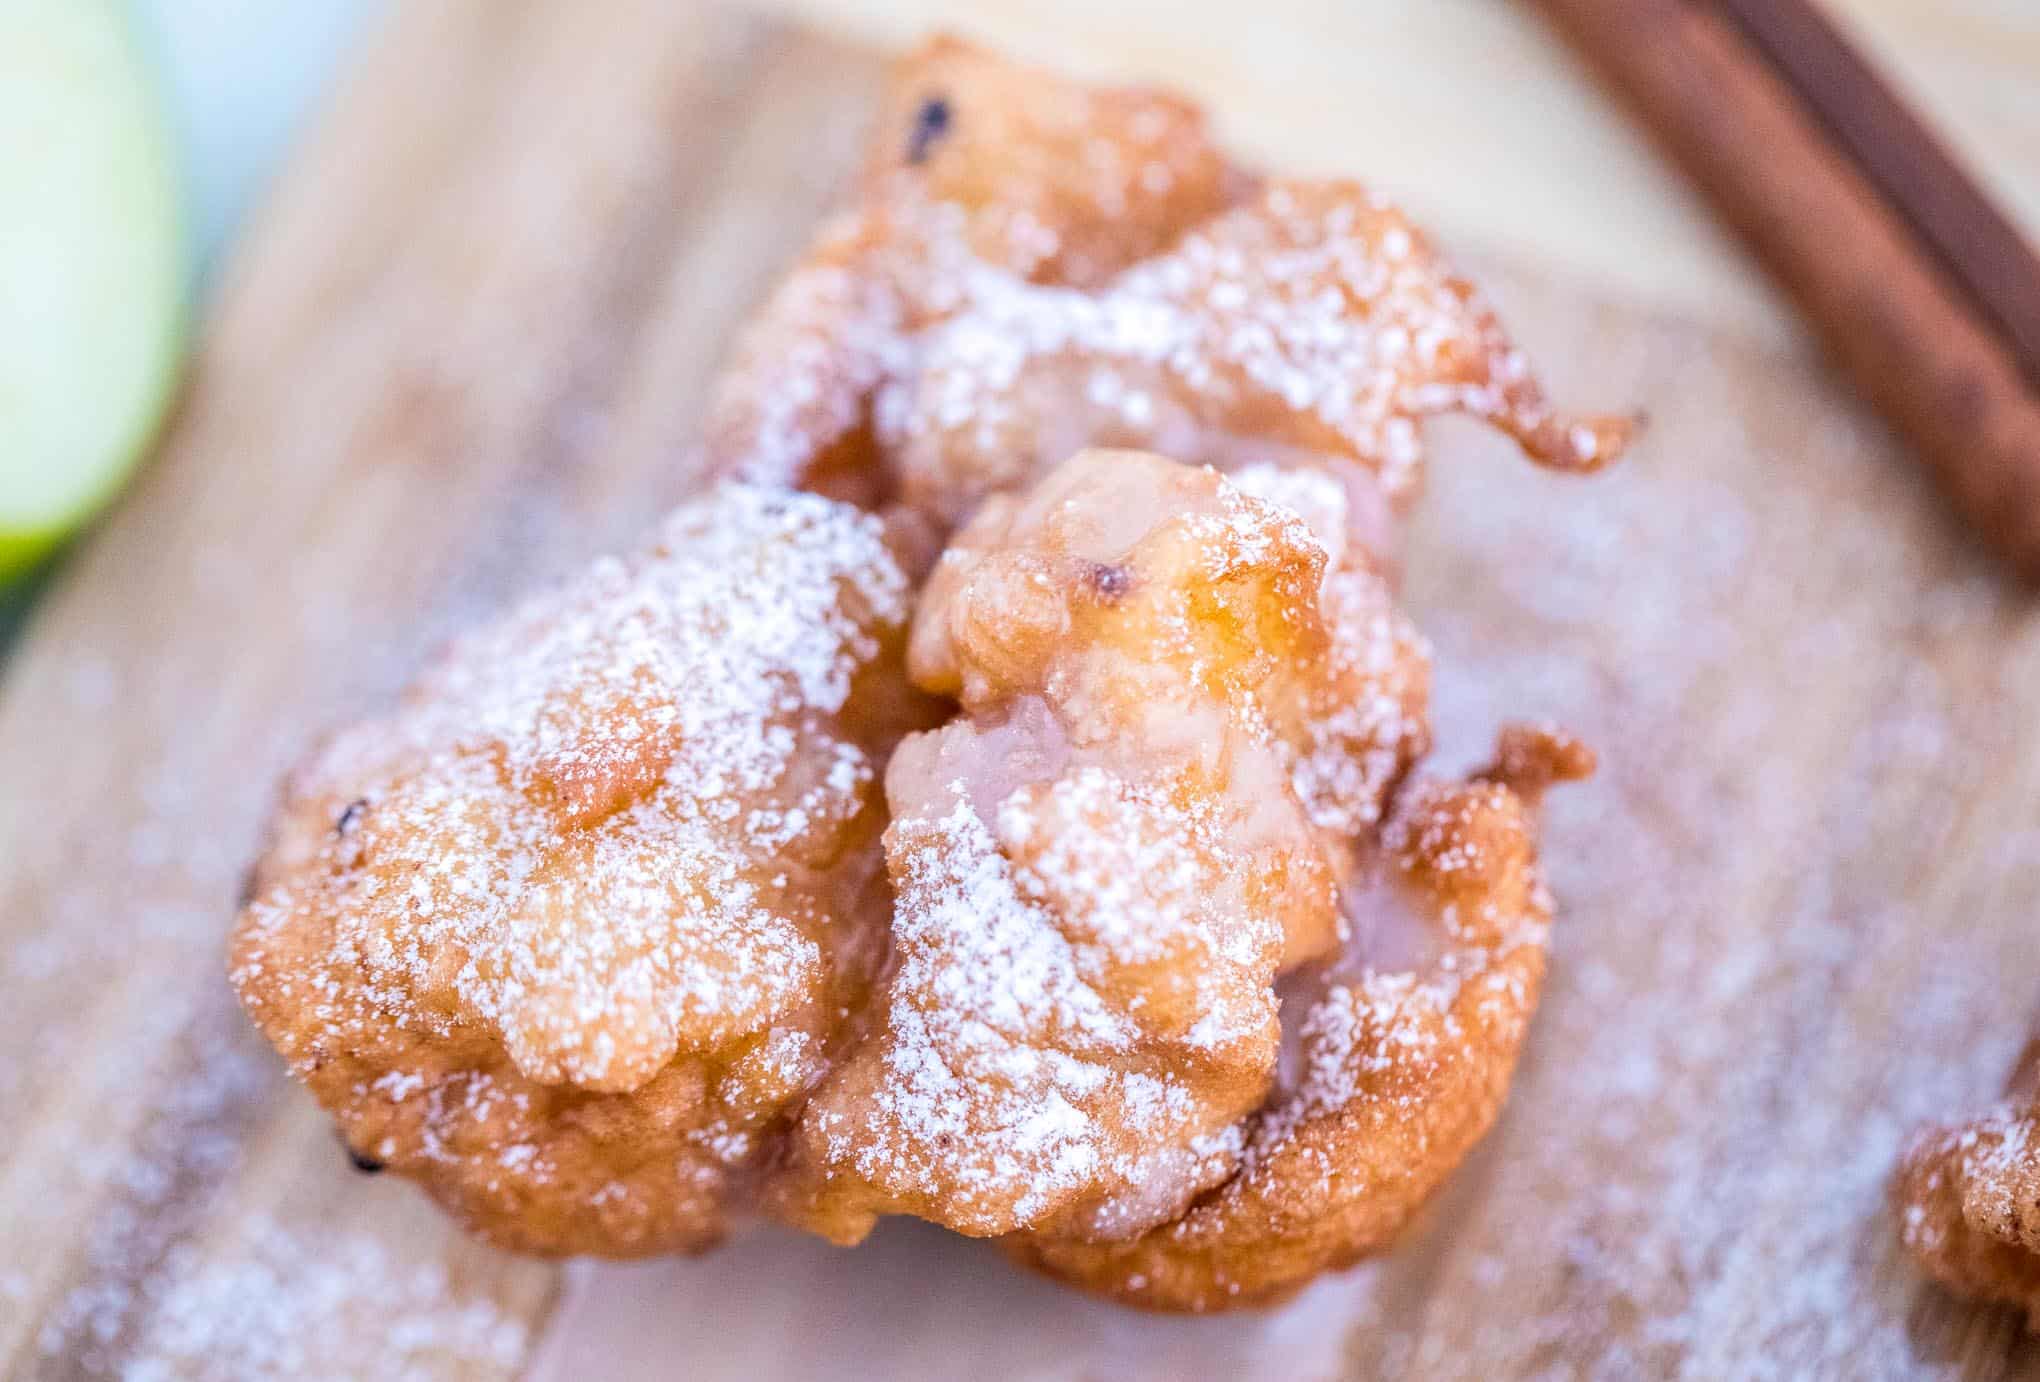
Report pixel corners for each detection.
[5,2,2040,1378]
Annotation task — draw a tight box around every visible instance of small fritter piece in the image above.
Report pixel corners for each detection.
[1893,1040,2040,1326]
[1009,725,1592,1312]
[230,486,936,1256]
[774,451,1430,1245]
[884,180,1635,532]
[703,35,1236,497]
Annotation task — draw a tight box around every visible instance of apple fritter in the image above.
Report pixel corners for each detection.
[775,452,1433,1245]
[231,485,935,1255]
[232,32,1626,1312]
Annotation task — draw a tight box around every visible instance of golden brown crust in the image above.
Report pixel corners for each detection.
[773,452,1426,1244]
[1007,740,1577,1311]
[1893,1040,2040,1325]
[230,487,937,1255]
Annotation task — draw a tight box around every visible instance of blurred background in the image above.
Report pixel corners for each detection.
[130,0,380,275]
[0,0,380,647]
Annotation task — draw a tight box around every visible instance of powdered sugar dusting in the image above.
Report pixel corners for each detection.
[786,450,1455,1244]
[887,181,1623,525]
[236,483,910,1092]
[1228,463,1354,570]
[830,767,1278,1233]
[708,36,1233,494]
[1899,1104,2039,1266]
[854,792,1198,1221]
[120,1222,528,1381]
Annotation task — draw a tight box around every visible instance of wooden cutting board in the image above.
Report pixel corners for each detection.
[7,3,2040,1377]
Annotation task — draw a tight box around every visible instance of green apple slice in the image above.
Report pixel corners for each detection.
[0,0,185,581]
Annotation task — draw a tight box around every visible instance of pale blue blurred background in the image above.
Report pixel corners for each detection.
[0,0,380,650]
[131,0,379,278]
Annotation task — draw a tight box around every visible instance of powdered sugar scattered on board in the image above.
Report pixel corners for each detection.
[791,453,1438,1243]
[30,1002,274,1374]
[1358,333,2040,1378]
[4,351,639,1375]
[119,1223,528,1382]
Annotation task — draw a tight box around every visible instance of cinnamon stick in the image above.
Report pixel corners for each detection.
[1714,0,2040,390]
[1534,0,2040,577]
